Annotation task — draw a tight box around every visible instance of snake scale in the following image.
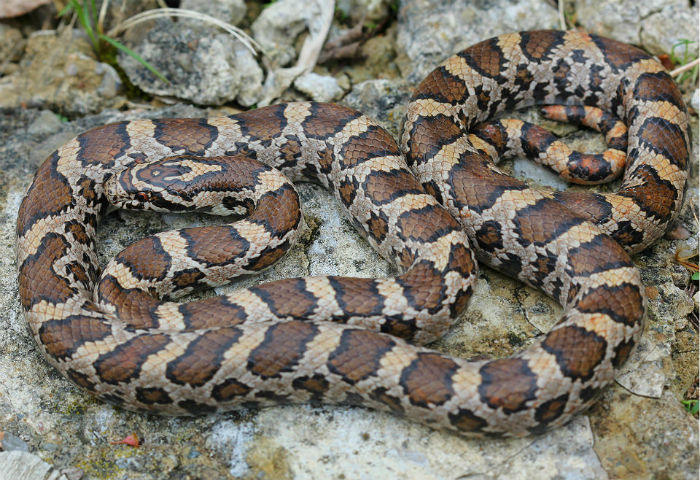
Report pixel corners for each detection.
[16,30,689,436]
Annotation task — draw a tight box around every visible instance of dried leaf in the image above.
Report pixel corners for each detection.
[110,433,141,448]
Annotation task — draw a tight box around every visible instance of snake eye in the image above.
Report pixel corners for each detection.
[137,192,150,202]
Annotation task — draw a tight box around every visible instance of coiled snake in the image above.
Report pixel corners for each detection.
[16,31,689,436]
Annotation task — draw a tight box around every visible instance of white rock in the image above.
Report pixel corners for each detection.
[242,407,606,479]
[252,0,332,68]
[252,0,314,67]
[616,326,672,399]
[0,451,65,480]
[294,72,344,102]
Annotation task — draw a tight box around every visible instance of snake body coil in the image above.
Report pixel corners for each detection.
[16,31,689,436]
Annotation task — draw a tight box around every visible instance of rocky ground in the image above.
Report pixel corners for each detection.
[0,0,698,479]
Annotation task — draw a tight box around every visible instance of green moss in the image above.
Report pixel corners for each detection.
[507,331,525,347]
[77,452,120,480]
[58,397,91,416]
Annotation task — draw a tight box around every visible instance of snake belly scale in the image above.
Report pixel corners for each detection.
[16,30,689,436]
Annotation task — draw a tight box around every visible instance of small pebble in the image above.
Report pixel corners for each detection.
[294,73,344,102]
[188,447,201,459]
[61,467,85,480]
[664,223,692,240]
[27,110,63,136]
[645,286,659,300]
[0,431,29,452]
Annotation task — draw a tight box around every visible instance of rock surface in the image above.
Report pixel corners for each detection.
[574,0,699,55]
[0,0,51,19]
[0,0,697,479]
[251,0,332,68]
[0,451,66,480]
[0,29,123,115]
[293,72,344,102]
[0,24,25,72]
[119,20,263,106]
[396,0,560,82]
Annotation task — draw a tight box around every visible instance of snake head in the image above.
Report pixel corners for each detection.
[104,159,186,212]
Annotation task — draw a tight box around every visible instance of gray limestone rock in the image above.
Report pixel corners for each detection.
[0,29,123,115]
[0,24,24,70]
[396,0,559,82]
[119,20,263,106]
[575,0,699,55]
[294,72,345,102]
[0,432,28,452]
[0,451,65,480]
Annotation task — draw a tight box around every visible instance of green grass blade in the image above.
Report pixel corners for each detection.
[90,0,98,26]
[73,1,98,50]
[682,400,699,415]
[99,34,169,83]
